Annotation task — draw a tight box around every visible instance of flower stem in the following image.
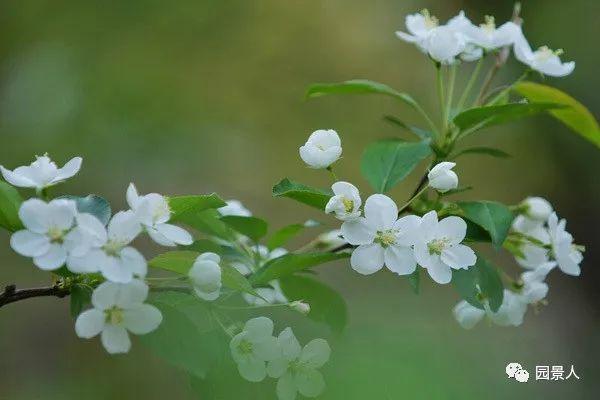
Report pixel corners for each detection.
[436,65,446,133]
[484,70,530,105]
[326,166,338,181]
[445,64,457,125]
[456,58,484,111]
[475,61,501,106]
[398,184,429,214]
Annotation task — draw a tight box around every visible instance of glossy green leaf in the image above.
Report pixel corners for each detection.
[458,201,514,247]
[451,268,482,309]
[453,102,564,135]
[220,215,268,242]
[174,209,234,241]
[453,147,510,159]
[169,194,226,220]
[184,239,224,255]
[280,274,347,334]
[0,182,23,232]
[61,195,111,225]
[360,139,431,193]
[513,81,600,148]
[306,79,419,109]
[251,252,349,285]
[221,264,257,297]
[272,178,332,210]
[451,255,504,312]
[149,251,199,274]
[69,284,92,318]
[383,115,434,140]
[266,221,318,250]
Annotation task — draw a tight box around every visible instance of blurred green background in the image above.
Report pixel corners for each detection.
[1,0,599,399]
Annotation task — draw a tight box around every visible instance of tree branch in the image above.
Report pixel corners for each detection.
[0,284,70,308]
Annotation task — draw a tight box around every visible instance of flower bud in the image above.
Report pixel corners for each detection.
[289,300,310,315]
[522,197,553,221]
[427,162,458,193]
[299,130,342,169]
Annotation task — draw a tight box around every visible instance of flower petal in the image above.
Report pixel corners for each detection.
[276,372,298,400]
[123,304,162,334]
[18,199,52,233]
[10,230,50,257]
[253,335,280,362]
[100,255,133,283]
[295,369,326,398]
[424,258,452,284]
[53,157,82,182]
[0,165,36,187]
[92,281,119,310]
[452,301,485,329]
[441,244,476,270]
[116,279,149,308]
[393,214,421,246]
[299,338,330,368]
[101,325,131,354]
[120,247,147,278]
[126,183,140,210]
[75,309,105,338]
[436,216,467,244]
[350,244,384,275]
[33,243,67,270]
[364,194,397,230]
[267,357,289,378]
[340,218,374,245]
[244,316,274,340]
[384,246,417,275]
[108,210,141,244]
[237,358,267,382]
[278,327,301,360]
[155,223,193,246]
[417,211,438,242]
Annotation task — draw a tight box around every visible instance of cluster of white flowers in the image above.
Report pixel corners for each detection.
[230,317,330,400]
[3,155,197,353]
[396,9,574,76]
[453,196,583,329]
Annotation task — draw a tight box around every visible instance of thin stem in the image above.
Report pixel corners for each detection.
[398,184,429,214]
[436,65,446,133]
[485,70,530,105]
[211,310,234,338]
[412,102,440,136]
[475,62,500,106]
[326,166,338,181]
[456,58,484,111]
[445,64,457,125]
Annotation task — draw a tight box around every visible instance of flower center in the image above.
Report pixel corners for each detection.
[480,15,496,33]
[47,226,66,243]
[428,238,450,255]
[535,46,562,62]
[342,198,354,213]
[375,230,397,248]
[105,306,124,325]
[103,240,125,257]
[238,339,253,355]
[421,9,438,29]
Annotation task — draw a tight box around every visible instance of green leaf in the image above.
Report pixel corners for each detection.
[141,294,221,378]
[453,147,510,159]
[360,139,431,193]
[250,252,349,285]
[272,178,332,210]
[220,216,268,242]
[383,115,434,140]
[149,251,200,274]
[174,209,234,241]
[457,201,514,247]
[306,79,419,109]
[0,181,23,232]
[266,222,317,250]
[451,255,504,312]
[280,275,347,334]
[221,264,258,297]
[169,194,226,220]
[69,284,92,318]
[406,269,420,294]
[513,81,600,148]
[61,195,111,225]
[184,239,224,255]
[453,102,565,134]
[451,268,482,309]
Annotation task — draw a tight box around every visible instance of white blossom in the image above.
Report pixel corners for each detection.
[427,162,458,193]
[453,289,528,329]
[267,328,330,400]
[414,211,476,284]
[299,130,342,169]
[290,301,311,315]
[10,198,82,270]
[1,155,82,190]
[513,221,551,270]
[446,11,483,61]
[126,183,193,247]
[230,317,280,382]
[547,213,582,276]
[75,279,162,354]
[463,15,521,51]
[188,252,222,301]
[395,9,440,53]
[325,181,361,221]
[423,25,467,64]
[452,300,485,329]
[521,197,553,222]
[518,262,555,304]
[341,194,419,276]
[219,199,252,217]
[514,37,575,77]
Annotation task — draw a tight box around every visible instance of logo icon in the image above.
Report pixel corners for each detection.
[506,362,529,383]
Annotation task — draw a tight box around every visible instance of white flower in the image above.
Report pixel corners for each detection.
[10,198,82,270]
[75,279,162,354]
[233,245,287,276]
[423,25,467,64]
[514,37,575,77]
[72,211,146,283]
[341,194,420,276]
[325,181,361,221]
[126,183,193,247]
[188,252,222,301]
[521,197,553,222]
[219,199,252,217]
[414,211,476,284]
[513,221,551,270]
[267,328,330,400]
[290,301,311,315]
[452,300,486,329]
[427,162,458,193]
[230,317,280,382]
[464,15,521,51]
[1,155,82,190]
[395,9,439,52]
[446,11,483,61]
[518,262,555,304]
[547,213,582,276]
[453,289,528,329]
[299,130,342,169]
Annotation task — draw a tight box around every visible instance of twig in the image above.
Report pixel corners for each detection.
[0,284,70,308]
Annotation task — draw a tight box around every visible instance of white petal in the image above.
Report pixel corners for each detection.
[350,244,384,275]
[53,157,82,182]
[295,369,326,398]
[267,357,289,378]
[276,372,298,400]
[18,199,52,233]
[428,161,455,179]
[307,129,340,147]
[417,211,438,241]
[99,254,133,283]
[92,281,119,310]
[237,358,267,382]
[278,327,302,360]
[299,338,330,368]
[155,223,193,246]
[340,218,374,245]
[146,226,176,246]
[436,216,467,244]
[126,183,140,210]
[101,325,131,354]
[46,199,77,230]
[244,316,274,340]
[67,251,101,274]
[441,244,476,270]
[253,336,280,362]
[331,181,360,201]
[393,214,421,246]
[453,301,485,329]
[384,246,417,275]
[116,279,149,308]
[10,230,50,257]
[424,259,452,284]
[123,304,162,334]
[0,165,36,187]
[75,309,105,338]
[108,210,141,244]
[193,287,220,301]
[33,243,67,270]
[364,194,397,230]
[120,247,147,278]
[189,258,221,295]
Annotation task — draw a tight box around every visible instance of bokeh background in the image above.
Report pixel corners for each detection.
[1,0,599,399]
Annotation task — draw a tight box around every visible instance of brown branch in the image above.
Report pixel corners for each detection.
[0,284,70,308]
